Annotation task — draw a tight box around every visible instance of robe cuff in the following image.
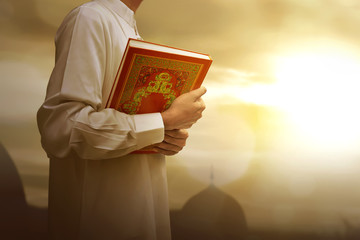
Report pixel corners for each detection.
[133,113,164,149]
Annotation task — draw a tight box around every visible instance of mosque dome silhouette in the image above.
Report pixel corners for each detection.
[170,179,247,240]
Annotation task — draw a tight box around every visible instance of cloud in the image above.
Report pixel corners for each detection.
[206,65,274,85]
[138,0,360,74]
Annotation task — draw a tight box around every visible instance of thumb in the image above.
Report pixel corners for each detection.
[189,86,207,100]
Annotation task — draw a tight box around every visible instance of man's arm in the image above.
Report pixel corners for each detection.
[37,7,165,160]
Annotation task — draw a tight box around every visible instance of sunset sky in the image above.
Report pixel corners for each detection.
[1,0,360,234]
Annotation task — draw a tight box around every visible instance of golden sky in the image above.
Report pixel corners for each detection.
[1,0,360,234]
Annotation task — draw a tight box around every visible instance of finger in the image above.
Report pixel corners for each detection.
[189,86,207,100]
[179,123,194,129]
[154,142,183,155]
[157,139,186,151]
[165,129,189,139]
[164,135,186,149]
[153,147,178,156]
[196,98,206,112]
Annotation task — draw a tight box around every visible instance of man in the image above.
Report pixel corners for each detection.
[37,0,206,239]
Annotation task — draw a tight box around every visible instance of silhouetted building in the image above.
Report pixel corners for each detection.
[0,143,28,239]
[170,183,248,240]
[0,143,48,240]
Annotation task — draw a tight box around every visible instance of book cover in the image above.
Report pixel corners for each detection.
[106,38,212,153]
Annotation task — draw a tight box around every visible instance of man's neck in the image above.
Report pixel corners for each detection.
[120,0,143,12]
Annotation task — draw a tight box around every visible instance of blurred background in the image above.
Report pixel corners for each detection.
[1,0,360,239]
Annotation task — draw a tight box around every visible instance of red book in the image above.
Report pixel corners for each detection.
[106,38,212,153]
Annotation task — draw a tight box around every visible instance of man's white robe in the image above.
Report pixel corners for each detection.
[37,0,171,239]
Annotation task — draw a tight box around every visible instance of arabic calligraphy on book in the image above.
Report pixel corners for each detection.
[115,54,203,114]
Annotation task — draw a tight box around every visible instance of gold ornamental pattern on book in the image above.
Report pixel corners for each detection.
[116,54,204,114]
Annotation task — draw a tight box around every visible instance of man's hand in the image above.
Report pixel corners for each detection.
[153,129,189,156]
[161,87,207,130]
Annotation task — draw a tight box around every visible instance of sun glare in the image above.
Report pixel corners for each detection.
[209,46,360,153]
[205,44,360,171]
[271,49,360,151]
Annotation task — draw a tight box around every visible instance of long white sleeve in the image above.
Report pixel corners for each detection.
[37,4,164,160]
